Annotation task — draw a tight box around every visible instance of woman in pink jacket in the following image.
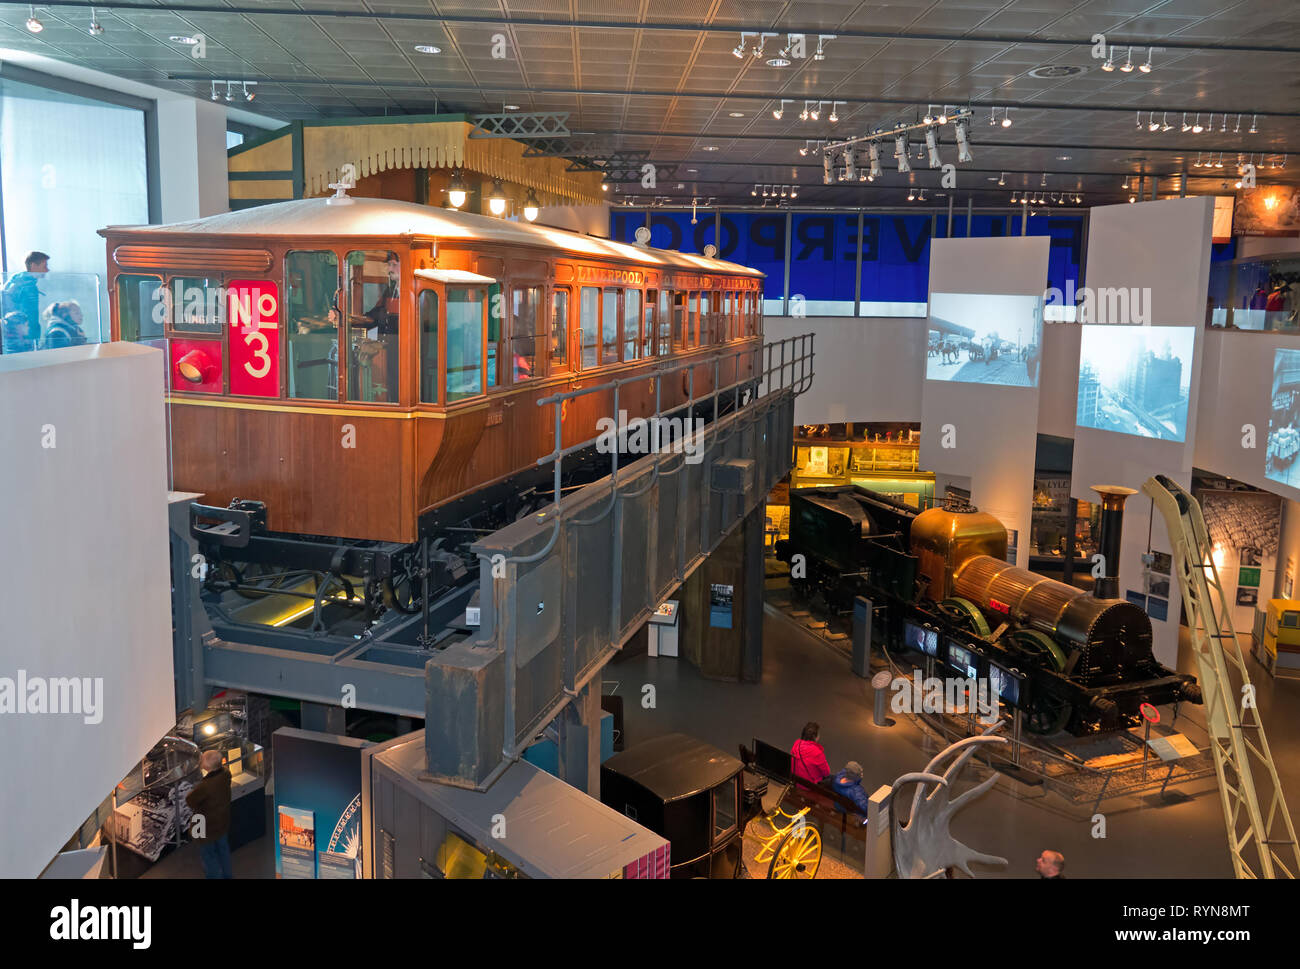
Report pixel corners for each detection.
[790,722,831,786]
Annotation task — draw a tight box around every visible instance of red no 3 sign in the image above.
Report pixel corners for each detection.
[228,279,280,397]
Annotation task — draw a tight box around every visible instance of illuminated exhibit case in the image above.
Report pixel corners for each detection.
[1075,325,1195,442]
[925,292,1043,387]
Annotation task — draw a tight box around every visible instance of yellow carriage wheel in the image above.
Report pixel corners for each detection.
[767,823,822,879]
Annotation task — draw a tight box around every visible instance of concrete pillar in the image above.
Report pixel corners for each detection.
[681,504,765,682]
[300,701,346,734]
[557,681,602,797]
[155,97,230,222]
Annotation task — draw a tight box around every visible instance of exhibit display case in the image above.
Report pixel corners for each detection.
[1207,252,1300,331]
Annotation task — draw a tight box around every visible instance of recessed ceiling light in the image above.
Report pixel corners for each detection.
[986,176,1000,182]
[686,168,699,173]
[503,104,520,110]
[766,57,791,67]
[728,111,745,118]
[170,35,199,45]
[413,44,441,54]
[702,146,720,151]
[1056,155,1072,161]
[1027,64,1086,79]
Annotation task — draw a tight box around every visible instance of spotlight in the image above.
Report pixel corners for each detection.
[762,185,769,198]
[773,100,788,120]
[1011,192,1018,203]
[1001,108,1012,128]
[25,5,42,32]
[1020,194,1028,205]
[954,120,973,162]
[998,172,1006,187]
[1235,114,1242,133]
[814,34,833,61]
[1161,112,1172,132]
[243,82,256,102]
[895,135,911,173]
[918,190,926,202]
[1214,154,1224,168]
[210,81,220,102]
[925,128,941,168]
[868,141,882,179]
[1181,112,1190,133]
[751,184,758,197]
[488,179,507,215]
[809,102,820,122]
[1220,114,1228,132]
[780,185,789,198]
[1121,46,1134,72]
[800,102,810,122]
[1148,113,1159,132]
[823,154,832,184]
[790,186,798,199]
[1128,195,1136,203]
[88,6,103,34]
[523,188,540,222]
[1235,179,1243,190]
[1101,46,1114,71]
[1249,114,1258,134]
[829,102,840,124]
[1192,113,1203,133]
[907,187,916,201]
[1122,176,1130,189]
[938,106,949,125]
[224,82,234,102]
[447,170,467,208]
[1040,172,1047,187]
[732,36,746,58]
[923,104,934,124]
[1139,48,1153,73]
[1192,153,1202,168]
[844,150,856,181]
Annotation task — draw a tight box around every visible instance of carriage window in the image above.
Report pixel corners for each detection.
[419,290,439,403]
[580,286,599,369]
[724,292,733,341]
[446,287,484,402]
[284,251,340,400]
[512,285,540,382]
[168,277,224,334]
[487,283,503,389]
[345,250,399,403]
[672,292,685,349]
[659,290,672,354]
[551,288,569,370]
[688,292,700,347]
[602,288,620,364]
[116,274,164,343]
[643,290,656,357]
[624,287,641,361]
[713,776,738,844]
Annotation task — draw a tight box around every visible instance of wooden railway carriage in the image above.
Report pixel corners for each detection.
[101,197,764,546]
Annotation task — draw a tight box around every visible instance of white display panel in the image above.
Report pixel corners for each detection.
[1075,325,1196,442]
[926,292,1043,387]
[0,343,174,877]
[1267,348,1300,491]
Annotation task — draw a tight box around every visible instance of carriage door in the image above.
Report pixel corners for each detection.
[414,268,497,403]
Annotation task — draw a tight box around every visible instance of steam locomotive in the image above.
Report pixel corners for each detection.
[774,485,1202,735]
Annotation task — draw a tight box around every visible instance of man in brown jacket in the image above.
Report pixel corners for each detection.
[186,750,233,878]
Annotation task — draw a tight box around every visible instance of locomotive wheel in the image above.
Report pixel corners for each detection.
[768,822,822,879]
[1010,629,1068,673]
[1025,691,1073,735]
[940,597,991,638]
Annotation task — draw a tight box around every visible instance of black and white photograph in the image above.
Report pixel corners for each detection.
[1075,326,1195,442]
[926,293,1043,387]
[1267,349,1300,490]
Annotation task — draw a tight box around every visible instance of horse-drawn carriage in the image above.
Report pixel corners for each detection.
[600,733,824,879]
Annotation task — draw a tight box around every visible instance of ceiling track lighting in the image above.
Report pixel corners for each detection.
[828,101,841,124]
[923,104,935,125]
[1140,48,1154,73]
[1249,114,1258,134]
[1120,46,1134,72]
[1001,106,1013,128]
[210,81,220,102]
[26,4,42,31]
[895,134,912,173]
[242,81,257,102]
[88,5,103,34]
[814,34,835,61]
[1101,46,1114,71]
[998,171,1006,187]
[1161,111,1171,132]
[773,99,789,121]
[823,153,833,184]
[953,119,973,162]
[732,31,753,58]
[752,32,778,58]
[924,127,941,168]
[1148,112,1159,132]
[1192,113,1203,133]
[1181,112,1190,133]
[868,141,882,179]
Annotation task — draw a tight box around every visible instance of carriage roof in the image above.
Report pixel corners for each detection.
[100,196,763,277]
[601,732,742,803]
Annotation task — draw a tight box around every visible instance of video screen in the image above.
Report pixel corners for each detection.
[1267,349,1300,490]
[1075,325,1195,442]
[946,643,978,679]
[903,621,938,657]
[925,292,1043,387]
[988,664,1020,706]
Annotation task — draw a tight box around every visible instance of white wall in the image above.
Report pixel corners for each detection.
[156,98,231,222]
[0,343,174,877]
[919,236,1051,567]
[765,315,924,426]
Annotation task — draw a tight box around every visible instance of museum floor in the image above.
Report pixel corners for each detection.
[127,595,1300,879]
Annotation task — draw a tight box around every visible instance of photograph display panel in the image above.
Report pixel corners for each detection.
[925,292,1044,387]
[1075,325,1195,442]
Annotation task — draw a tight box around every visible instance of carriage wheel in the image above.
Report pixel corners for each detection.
[939,597,992,638]
[767,823,822,879]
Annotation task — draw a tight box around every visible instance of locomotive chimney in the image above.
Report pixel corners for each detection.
[1091,485,1137,600]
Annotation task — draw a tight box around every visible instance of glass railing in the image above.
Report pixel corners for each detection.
[0,270,106,353]
[1207,254,1300,332]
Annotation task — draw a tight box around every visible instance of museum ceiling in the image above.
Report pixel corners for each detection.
[1,0,1297,205]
